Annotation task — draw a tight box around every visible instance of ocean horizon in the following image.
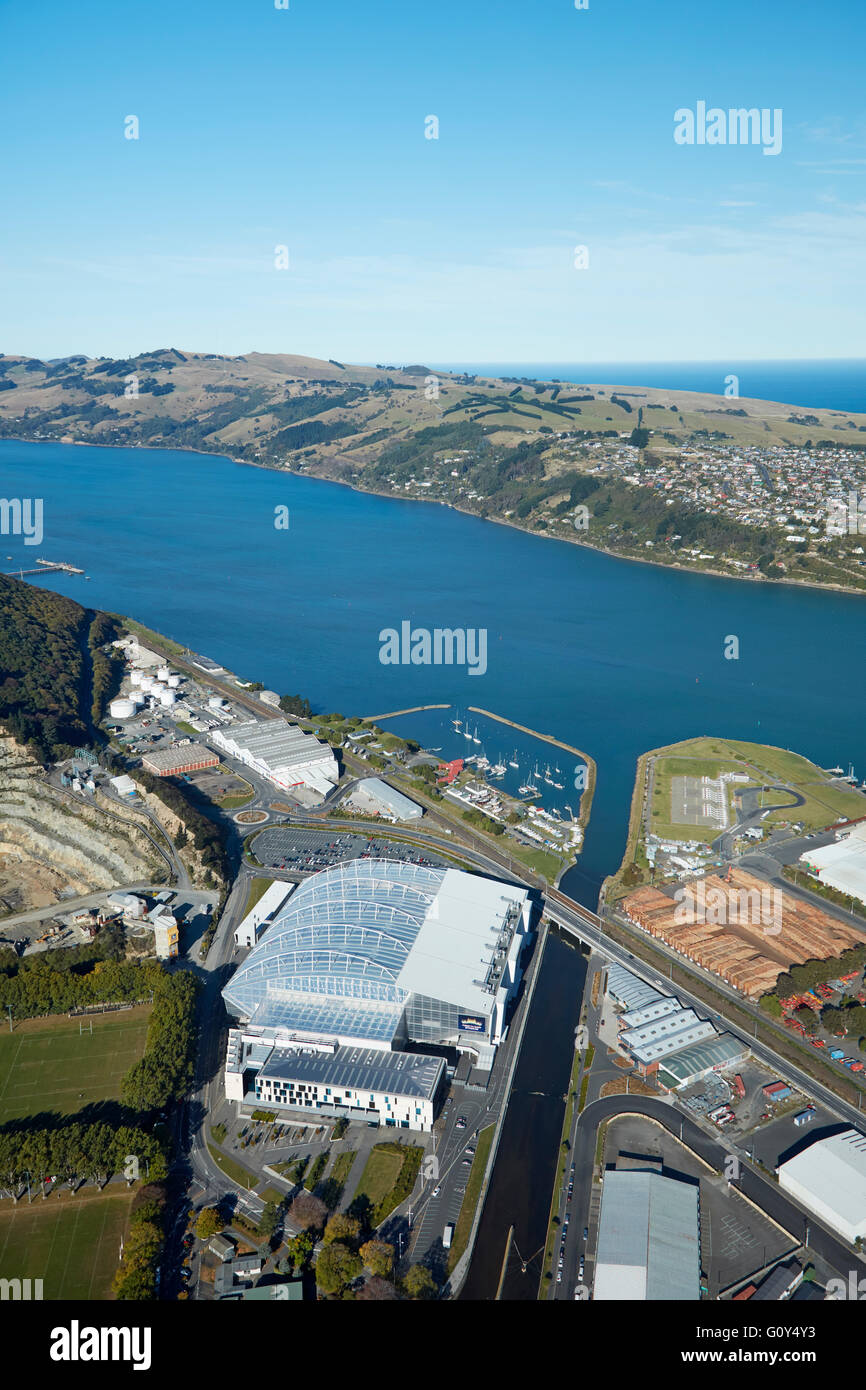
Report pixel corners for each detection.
[432,359,866,416]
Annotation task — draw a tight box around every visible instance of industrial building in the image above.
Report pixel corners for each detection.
[776,1129,866,1244]
[142,745,220,777]
[234,880,294,949]
[224,1035,444,1131]
[222,859,534,1090]
[107,891,146,920]
[656,1034,749,1090]
[346,777,423,822]
[605,962,666,1013]
[606,962,748,1082]
[109,774,137,797]
[800,821,866,908]
[149,905,179,960]
[593,1168,701,1300]
[623,1017,718,1071]
[210,719,338,797]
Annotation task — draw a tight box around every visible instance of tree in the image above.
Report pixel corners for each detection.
[793,1005,818,1035]
[759,992,782,1018]
[323,1212,361,1247]
[258,1200,281,1243]
[315,1242,362,1296]
[403,1264,438,1300]
[288,1191,328,1234]
[195,1206,223,1241]
[357,1274,401,1300]
[360,1239,394,1279]
[286,1230,315,1271]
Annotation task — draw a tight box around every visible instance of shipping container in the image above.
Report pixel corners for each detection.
[732,1074,746,1098]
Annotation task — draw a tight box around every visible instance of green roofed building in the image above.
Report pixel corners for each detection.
[657,1033,748,1091]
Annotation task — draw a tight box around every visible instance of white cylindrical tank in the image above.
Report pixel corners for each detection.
[167,675,180,688]
[130,693,145,708]
[157,666,170,682]
[159,688,176,707]
[207,696,225,710]
[139,676,154,692]
[109,698,136,719]
[130,670,142,688]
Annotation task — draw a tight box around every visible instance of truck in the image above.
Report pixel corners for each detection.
[442,1222,455,1250]
[829,1047,846,1060]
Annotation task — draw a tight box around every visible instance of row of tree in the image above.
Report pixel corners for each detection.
[0,953,165,1020]
[113,1185,166,1300]
[0,1119,167,1189]
[120,970,200,1111]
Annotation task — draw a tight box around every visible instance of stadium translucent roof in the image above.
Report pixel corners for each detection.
[222,859,447,1041]
[221,858,528,1044]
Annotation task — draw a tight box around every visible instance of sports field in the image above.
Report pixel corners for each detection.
[0,1187,134,1300]
[0,1006,151,1125]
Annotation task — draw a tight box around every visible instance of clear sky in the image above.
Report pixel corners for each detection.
[2,0,864,363]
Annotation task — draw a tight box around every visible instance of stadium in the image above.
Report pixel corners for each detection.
[221,859,535,1128]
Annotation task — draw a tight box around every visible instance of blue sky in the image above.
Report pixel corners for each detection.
[1,0,864,362]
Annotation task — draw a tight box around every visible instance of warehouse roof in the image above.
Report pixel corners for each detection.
[656,1032,748,1086]
[606,962,664,1012]
[354,777,422,820]
[593,1170,700,1301]
[776,1129,866,1227]
[142,744,218,773]
[213,719,332,771]
[627,1020,717,1065]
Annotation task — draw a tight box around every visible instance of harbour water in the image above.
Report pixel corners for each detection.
[3,437,866,905]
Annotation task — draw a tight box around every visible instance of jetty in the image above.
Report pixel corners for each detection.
[4,559,84,577]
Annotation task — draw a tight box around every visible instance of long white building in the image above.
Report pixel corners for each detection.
[777,1129,866,1244]
[210,718,338,796]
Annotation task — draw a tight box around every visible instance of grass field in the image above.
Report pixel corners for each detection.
[0,1008,151,1125]
[607,736,866,899]
[353,1146,404,1208]
[0,1187,134,1300]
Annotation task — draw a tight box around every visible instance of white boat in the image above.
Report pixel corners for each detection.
[543,765,554,785]
[464,726,474,740]
[518,782,534,795]
[472,727,481,744]
[491,761,507,777]
[453,716,463,731]
[552,779,564,789]
[508,750,519,768]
